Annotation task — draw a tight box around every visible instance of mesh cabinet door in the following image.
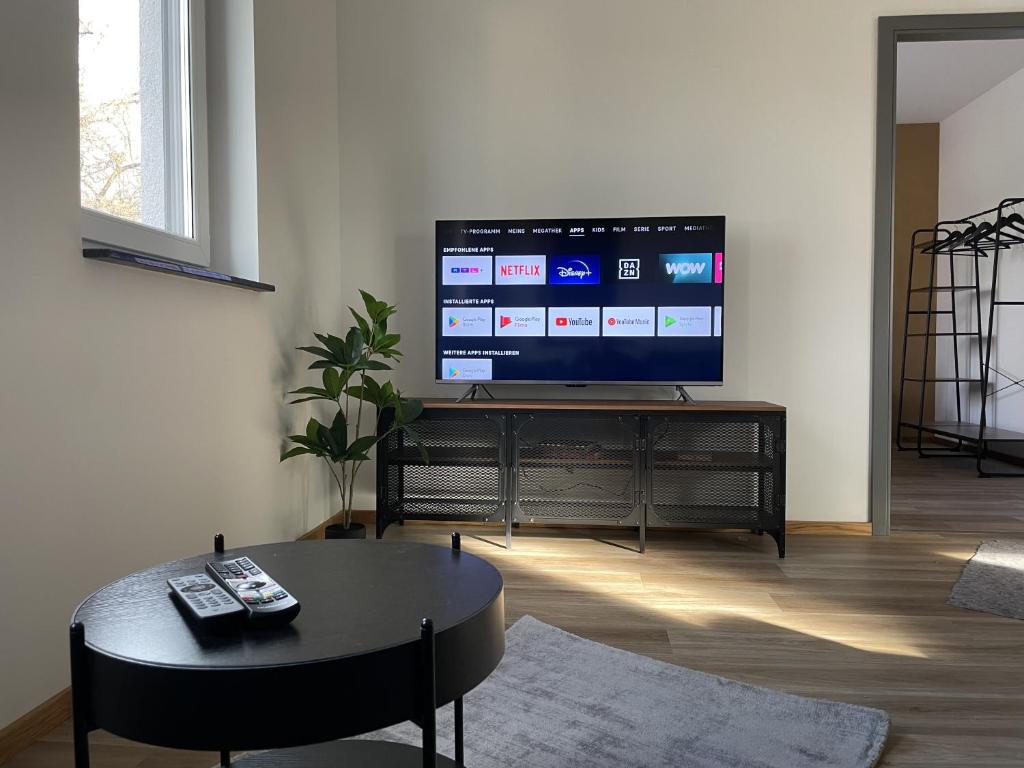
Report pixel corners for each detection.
[380,410,506,526]
[512,413,642,525]
[646,413,783,532]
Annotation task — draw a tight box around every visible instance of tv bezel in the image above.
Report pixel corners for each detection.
[434,216,725,387]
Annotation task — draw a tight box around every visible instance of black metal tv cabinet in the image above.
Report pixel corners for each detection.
[377,399,786,557]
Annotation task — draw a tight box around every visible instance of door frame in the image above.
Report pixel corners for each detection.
[871,13,1024,535]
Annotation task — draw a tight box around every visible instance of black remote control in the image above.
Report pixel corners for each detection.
[167,573,246,627]
[205,556,301,627]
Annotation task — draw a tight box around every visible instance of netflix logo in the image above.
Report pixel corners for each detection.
[495,255,546,285]
[500,264,541,278]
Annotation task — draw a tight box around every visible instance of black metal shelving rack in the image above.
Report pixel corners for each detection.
[896,197,1024,476]
[376,401,786,557]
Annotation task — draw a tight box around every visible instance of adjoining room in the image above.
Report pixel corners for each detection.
[2,3,1024,767]
[890,38,1024,534]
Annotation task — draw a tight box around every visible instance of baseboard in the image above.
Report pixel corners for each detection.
[787,521,871,535]
[0,688,70,765]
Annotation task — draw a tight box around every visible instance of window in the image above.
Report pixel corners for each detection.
[79,0,209,266]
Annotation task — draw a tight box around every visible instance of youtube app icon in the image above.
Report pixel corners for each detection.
[548,307,600,337]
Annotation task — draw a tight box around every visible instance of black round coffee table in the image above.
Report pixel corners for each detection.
[69,536,504,767]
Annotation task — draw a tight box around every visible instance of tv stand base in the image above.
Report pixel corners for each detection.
[456,383,495,402]
[675,386,697,403]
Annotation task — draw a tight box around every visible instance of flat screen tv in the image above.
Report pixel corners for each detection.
[435,216,725,385]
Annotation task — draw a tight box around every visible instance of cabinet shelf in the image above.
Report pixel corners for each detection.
[653,451,772,469]
[389,446,498,466]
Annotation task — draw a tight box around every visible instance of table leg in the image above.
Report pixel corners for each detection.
[70,623,90,768]
[220,750,230,766]
[420,618,436,768]
[454,697,464,766]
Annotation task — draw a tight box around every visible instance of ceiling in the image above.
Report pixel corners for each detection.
[897,39,1024,124]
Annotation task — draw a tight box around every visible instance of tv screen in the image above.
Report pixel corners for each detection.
[435,216,725,385]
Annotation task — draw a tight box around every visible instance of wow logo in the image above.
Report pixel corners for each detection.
[659,253,713,283]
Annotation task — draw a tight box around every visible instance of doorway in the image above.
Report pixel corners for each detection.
[872,13,1024,535]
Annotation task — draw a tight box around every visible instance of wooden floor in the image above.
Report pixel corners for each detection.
[10,524,1024,767]
[891,446,1024,534]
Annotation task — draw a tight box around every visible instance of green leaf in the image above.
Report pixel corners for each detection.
[344,327,364,364]
[330,409,348,449]
[323,368,342,399]
[308,359,337,370]
[319,422,340,457]
[349,307,371,341]
[359,289,378,317]
[402,425,429,464]
[296,345,335,361]
[363,360,392,371]
[280,446,312,461]
[288,396,331,405]
[315,333,347,360]
[289,386,330,397]
[306,417,321,442]
[287,435,324,453]
[346,434,378,459]
[399,398,423,423]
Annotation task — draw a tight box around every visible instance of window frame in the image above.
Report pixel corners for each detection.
[80,0,211,267]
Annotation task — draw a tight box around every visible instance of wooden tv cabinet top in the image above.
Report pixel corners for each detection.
[418,399,785,413]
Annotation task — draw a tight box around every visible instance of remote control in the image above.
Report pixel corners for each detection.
[167,573,246,627]
[205,556,301,627]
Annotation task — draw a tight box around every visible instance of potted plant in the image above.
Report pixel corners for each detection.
[281,290,426,539]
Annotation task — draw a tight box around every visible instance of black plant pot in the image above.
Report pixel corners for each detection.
[324,522,367,540]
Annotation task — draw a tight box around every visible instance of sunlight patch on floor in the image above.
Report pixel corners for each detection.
[492,535,932,660]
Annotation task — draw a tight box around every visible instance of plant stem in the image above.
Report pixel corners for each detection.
[348,369,367,522]
[322,457,347,523]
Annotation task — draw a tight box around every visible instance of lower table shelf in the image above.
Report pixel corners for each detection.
[231,740,458,767]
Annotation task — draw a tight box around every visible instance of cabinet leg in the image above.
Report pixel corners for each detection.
[770,529,785,558]
[454,697,464,765]
[220,751,230,766]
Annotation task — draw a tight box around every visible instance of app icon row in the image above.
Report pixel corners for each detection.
[441,253,724,286]
[442,306,723,338]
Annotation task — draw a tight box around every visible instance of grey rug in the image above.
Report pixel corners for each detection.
[360,615,890,767]
[948,539,1024,620]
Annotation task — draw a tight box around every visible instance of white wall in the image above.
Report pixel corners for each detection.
[0,0,343,728]
[336,0,1024,521]
[936,67,1024,430]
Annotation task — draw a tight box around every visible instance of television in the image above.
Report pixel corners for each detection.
[435,216,725,385]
